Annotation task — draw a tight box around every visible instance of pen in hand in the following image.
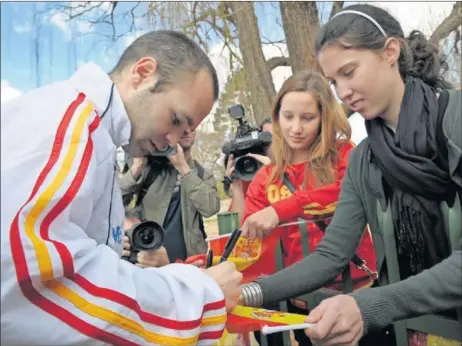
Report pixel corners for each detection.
[206,249,214,269]
[218,229,242,264]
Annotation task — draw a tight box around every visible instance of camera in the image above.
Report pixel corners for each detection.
[222,104,272,181]
[122,220,165,264]
[146,145,177,166]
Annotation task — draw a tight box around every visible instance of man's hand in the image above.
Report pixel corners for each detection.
[241,206,280,239]
[136,247,170,268]
[205,262,243,312]
[123,235,170,268]
[304,295,364,346]
[225,154,235,177]
[168,144,190,175]
[130,157,147,180]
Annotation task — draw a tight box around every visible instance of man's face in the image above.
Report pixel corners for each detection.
[120,58,215,157]
[262,123,272,133]
[179,129,196,151]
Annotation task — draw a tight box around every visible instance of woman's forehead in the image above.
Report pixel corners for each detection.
[318,45,370,77]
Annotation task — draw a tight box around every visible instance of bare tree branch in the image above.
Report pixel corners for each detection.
[267,56,290,70]
[430,2,462,44]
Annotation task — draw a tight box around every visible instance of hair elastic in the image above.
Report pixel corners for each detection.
[331,10,387,37]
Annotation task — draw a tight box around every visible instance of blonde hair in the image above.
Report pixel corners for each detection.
[269,70,351,187]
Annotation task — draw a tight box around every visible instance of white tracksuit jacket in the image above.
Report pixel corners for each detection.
[1,63,226,346]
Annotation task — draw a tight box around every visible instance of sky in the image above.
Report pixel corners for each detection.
[1,1,457,105]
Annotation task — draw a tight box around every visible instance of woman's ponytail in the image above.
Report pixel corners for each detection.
[399,30,452,89]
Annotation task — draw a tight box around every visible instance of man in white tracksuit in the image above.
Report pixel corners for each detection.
[1,30,242,345]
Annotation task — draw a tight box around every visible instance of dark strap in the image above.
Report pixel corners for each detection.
[282,173,376,279]
[135,167,163,207]
[193,160,207,240]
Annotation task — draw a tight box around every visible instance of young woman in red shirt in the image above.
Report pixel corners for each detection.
[241,70,377,346]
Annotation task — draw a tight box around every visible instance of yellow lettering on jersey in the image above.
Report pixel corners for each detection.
[267,184,293,204]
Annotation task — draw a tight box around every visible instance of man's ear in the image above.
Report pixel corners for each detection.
[383,37,400,66]
[130,57,158,90]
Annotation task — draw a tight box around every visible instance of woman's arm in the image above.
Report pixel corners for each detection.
[350,248,462,333]
[244,163,367,306]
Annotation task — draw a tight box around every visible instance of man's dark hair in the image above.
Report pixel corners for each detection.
[111,30,219,100]
[259,117,272,130]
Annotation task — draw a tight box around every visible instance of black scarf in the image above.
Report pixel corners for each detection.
[366,77,453,279]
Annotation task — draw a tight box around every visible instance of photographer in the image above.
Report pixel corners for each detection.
[225,118,273,222]
[120,128,220,263]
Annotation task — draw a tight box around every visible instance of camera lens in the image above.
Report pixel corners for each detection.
[129,221,164,252]
[241,157,257,174]
[234,156,261,181]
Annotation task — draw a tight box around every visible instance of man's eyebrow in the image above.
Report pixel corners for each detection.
[185,115,194,127]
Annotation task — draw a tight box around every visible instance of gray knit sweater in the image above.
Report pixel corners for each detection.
[256,90,462,333]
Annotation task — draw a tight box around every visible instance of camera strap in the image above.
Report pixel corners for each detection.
[282,172,377,281]
[134,167,162,207]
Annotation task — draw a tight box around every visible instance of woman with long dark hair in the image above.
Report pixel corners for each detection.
[240,4,461,346]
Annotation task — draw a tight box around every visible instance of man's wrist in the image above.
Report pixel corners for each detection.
[130,167,142,180]
[178,164,191,176]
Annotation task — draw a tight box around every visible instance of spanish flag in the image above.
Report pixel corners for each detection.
[206,232,281,283]
[214,306,308,346]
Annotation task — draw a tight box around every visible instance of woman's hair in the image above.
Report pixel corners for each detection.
[269,70,351,187]
[315,4,452,89]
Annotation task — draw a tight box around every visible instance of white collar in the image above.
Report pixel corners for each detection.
[69,62,131,147]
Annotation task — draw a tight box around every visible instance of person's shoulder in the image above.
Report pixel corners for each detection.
[336,139,355,151]
[335,139,357,158]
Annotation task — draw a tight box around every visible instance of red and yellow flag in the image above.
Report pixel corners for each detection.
[206,232,281,283]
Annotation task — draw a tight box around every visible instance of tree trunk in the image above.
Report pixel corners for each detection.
[227,1,276,125]
[280,1,321,73]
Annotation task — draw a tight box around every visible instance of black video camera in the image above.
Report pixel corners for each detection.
[122,221,165,264]
[221,104,272,181]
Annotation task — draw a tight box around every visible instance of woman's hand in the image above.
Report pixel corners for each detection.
[304,295,364,346]
[241,206,280,239]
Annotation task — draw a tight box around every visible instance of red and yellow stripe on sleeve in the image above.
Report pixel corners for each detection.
[10,93,225,345]
[303,202,337,216]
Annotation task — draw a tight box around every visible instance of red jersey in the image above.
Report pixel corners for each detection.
[242,141,376,290]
